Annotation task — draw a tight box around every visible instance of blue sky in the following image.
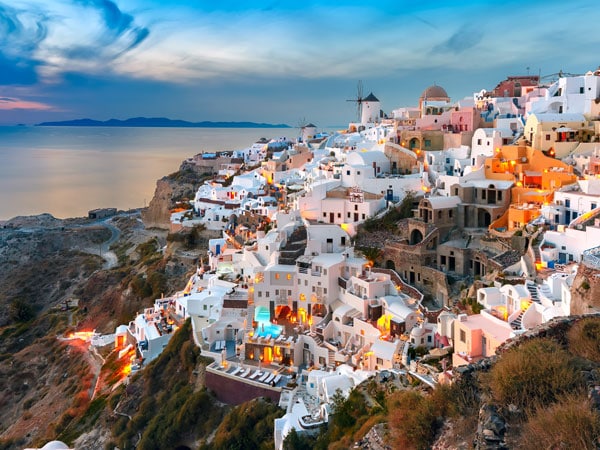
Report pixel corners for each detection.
[0,0,598,126]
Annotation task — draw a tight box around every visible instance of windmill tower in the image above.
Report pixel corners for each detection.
[361,93,381,125]
[346,80,364,126]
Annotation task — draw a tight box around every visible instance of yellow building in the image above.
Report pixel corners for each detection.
[484,145,577,230]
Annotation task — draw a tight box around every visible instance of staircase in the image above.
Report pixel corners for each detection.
[510,299,532,330]
[246,304,255,332]
[533,244,542,267]
[526,282,540,304]
[327,350,336,370]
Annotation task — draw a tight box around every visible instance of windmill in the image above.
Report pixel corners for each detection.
[346,80,364,123]
[296,117,307,143]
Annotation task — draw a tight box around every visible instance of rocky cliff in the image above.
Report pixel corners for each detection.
[570,262,600,314]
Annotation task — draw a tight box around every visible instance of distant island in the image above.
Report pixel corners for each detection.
[36,117,291,128]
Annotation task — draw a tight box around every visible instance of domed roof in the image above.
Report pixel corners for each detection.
[41,441,70,450]
[420,85,449,100]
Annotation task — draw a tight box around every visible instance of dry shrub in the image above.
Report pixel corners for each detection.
[568,317,600,363]
[486,338,585,412]
[520,395,600,450]
[388,390,436,450]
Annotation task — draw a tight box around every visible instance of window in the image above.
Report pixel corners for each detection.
[482,190,486,200]
[592,203,597,210]
[265,291,270,297]
[323,212,327,217]
[362,213,366,219]
[424,139,431,148]
[428,335,432,343]
[347,212,351,218]
[258,291,262,298]
[287,274,292,280]
[324,288,327,294]
[275,289,279,295]
[449,209,453,218]
[546,134,551,141]
[477,138,482,145]
[355,205,358,211]
[437,210,442,219]
[337,212,341,218]
[341,236,346,245]
[346,170,350,175]
[565,199,570,208]
[323,269,327,275]
[275,273,280,280]
[580,87,585,94]
[460,329,466,343]
[454,188,459,195]
[357,171,361,175]
[498,191,502,201]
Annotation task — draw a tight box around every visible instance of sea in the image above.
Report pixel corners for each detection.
[0,126,295,221]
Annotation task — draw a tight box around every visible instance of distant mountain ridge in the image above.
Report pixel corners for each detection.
[36,117,291,128]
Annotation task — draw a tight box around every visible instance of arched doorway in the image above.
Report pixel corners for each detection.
[275,305,291,321]
[410,229,423,245]
[478,209,491,227]
[385,260,396,270]
[409,138,420,150]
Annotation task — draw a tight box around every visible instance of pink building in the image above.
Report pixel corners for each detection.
[452,312,513,366]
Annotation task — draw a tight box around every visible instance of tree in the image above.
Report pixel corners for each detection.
[9,298,35,323]
[359,247,382,267]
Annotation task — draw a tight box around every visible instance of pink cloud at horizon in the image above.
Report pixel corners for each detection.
[0,97,54,111]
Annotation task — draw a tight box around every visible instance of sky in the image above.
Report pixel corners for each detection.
[0,0,598,126]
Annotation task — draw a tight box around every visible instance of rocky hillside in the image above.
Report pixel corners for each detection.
[570,261,600,314]
[141,166,212,229]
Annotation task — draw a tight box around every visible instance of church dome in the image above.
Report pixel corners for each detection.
[420,85,449,100]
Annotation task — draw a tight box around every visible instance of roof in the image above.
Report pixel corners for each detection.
[529,112,585,123]
[420,85,449,100]
[363,93,379,102]
[456,313,512,343]
[461,179,514,189]
[424,195,461,209]
[370,340,397,361]
[384,296,415,319]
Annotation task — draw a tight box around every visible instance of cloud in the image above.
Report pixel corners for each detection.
[432,25,484,54]
[0,96,53,110]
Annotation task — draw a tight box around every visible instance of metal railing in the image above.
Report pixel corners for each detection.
[583,246,600,269]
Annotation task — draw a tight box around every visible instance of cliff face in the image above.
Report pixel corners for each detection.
[141,177,196,229]
[570,262,600,315]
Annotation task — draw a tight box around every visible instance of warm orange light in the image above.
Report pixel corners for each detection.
[516,181,523,187]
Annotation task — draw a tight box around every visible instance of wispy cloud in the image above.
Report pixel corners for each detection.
[0,96,53,110]
[432,25,484,54]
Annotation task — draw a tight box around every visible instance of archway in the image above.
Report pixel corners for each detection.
[410,229,423,245]
[385,260,396,270]
[409,138,420,150]
[478,209,491,227]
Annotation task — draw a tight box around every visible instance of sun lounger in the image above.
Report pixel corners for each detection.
[231,367,242,376]
[264,373,275,384]
[258,372,270,382]
[273,374,282,385]
[240,368,251,378]
[249,370,261,380]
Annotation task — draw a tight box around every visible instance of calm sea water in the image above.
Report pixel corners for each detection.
[0,126,294,220]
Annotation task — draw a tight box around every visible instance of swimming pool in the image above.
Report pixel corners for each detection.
[254,306,283,338]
